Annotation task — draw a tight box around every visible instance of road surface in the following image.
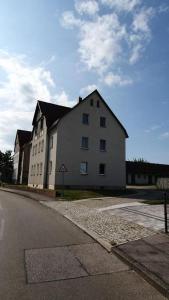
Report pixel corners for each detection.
[0,190,166,300]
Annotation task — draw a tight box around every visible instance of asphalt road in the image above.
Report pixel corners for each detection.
[0,190,167,300]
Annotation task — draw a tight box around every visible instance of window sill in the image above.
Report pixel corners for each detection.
[100,150,106,152]
[80,173,88,175]
[80,147,89,150]
[99,174,105,176]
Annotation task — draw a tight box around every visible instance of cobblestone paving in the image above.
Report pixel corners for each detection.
[42,201,154,246]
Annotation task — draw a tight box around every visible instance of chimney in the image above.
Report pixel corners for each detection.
[79,96,83,103]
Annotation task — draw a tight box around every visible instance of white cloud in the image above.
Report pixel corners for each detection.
[104,72,133,86]
[61,13,126,73]
[61,11,81,28]
[75,0,99,16]
[0,50,73,151]
[145,125,162,134]
[158,4,169,14]
[129,7,155,64]
[54,90,75,107]
[160,132,169,139]
[80,84,98,95]
[61,1,156,84]
[100,0,141,12]
[132,7,154,35]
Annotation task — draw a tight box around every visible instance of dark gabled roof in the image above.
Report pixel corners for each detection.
[16,130,32,147]
[33,101,71,128]
[126,161,169,176]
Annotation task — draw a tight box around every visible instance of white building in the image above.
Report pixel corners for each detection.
[28,90,128,190]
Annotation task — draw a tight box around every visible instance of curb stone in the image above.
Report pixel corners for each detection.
[112,247,169,299]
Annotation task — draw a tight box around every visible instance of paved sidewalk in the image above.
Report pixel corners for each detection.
[114,233,169,298]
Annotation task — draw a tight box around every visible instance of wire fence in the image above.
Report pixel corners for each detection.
[164,192,169,233]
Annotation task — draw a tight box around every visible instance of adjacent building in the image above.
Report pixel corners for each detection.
[126,161,169,185]
[28,90,128,190]
[13,130,31,184]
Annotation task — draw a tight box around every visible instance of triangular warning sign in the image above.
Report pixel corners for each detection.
[59,164,68,172]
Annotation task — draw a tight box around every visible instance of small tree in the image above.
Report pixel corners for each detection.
[0,150,13,183]
[132,158,148,163]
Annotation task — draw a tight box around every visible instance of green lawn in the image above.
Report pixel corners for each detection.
[2,183,136,201]
[56,188,136,200]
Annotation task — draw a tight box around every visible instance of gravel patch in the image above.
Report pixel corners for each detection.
[41,201,154,246]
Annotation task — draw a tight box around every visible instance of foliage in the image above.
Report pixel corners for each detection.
[0,150,13,183]
[132,158,148,163]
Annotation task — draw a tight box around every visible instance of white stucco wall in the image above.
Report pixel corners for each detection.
[52,93,126,189]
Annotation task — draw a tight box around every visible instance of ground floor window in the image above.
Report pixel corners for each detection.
[80,162,88,174]
[99,163,106,175]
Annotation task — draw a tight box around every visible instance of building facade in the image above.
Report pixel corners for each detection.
[28,90,128,190]
[126,161,169,185]
[13,130,31,184]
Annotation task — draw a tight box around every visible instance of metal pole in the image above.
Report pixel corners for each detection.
[61,171,64,197]
[164,192,168,234]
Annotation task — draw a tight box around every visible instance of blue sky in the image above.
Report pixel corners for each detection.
[0,0,169,163]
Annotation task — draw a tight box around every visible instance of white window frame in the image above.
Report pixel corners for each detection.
[80,162,88,175]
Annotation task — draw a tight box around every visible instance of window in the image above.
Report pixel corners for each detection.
[82,113,89,125]
[32,146,34,156]
[90,99,93,106]
[31,165,33,176]
[41,140,44,152]
[40,163,43,175]
[40,118,44,130]
[97,100,100,108]
[99,164,105,175]
[49,161,52,174]
[34,126,37,136]
[50,136,53,149]
[38,142,41,153]
[34,164,36,176]
[37,164,39,175]
[100,139,106,151]
[80,162,88,175]
[35,144,37,155]
[100,117,106,127]
[81,137,89,149]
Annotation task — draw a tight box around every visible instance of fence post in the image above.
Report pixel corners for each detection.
[164,192,168,234]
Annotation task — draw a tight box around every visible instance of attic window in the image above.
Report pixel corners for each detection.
[40,118,44,130]
[90,99,93,106]
[97,100,100,108]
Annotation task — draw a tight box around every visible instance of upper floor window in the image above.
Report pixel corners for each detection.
[34,126,38,136]
[100,139,106,151]
[37,164,39,175]
[82,113,89,125]
[38,142,41,153]
[99,163,105,175]
[40,162,43,175]
[35,144,37,155]
[80,162,88,175]
[100,117,106,128]
[81,137,89,149]
[41,140,44,152]
[90,99,93,106]
[97,100,100,108]
[50,136,53,149]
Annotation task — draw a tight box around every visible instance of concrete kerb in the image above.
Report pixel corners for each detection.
[112,247,169,299]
